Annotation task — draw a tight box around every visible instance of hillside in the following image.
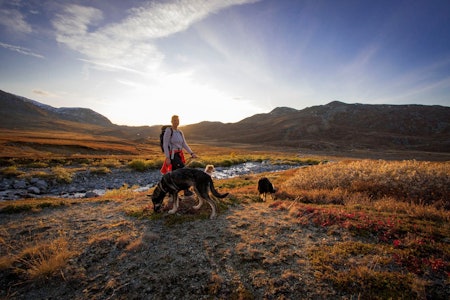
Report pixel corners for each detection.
[183,101,450,152]
[1,90,449,156]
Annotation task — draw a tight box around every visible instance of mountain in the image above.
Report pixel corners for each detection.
[182,101,450,152]
[1,90,449,153]
[0,90,112,129]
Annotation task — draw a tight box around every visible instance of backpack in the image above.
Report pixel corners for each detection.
[159,125,173,152]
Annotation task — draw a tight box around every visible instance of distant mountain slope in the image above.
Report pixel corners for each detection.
[183,101,450,152]
[1,90,449,153]
[0,90,112,128]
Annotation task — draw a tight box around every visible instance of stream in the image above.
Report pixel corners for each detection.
[0,162,303,200]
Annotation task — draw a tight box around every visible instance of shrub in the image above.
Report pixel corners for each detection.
[28,161,48,168]
[51,166,73,183]
[1,166,24,177]
[89,166,111,174]
[128,159,152,172]
[96,158,122,168]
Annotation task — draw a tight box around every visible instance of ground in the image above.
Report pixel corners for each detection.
[0,194,344,299]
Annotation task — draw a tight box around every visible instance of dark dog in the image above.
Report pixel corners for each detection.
[257,177,276,201]
[151,168,229,219]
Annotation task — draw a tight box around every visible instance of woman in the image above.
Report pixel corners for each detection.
[160,115,197,174]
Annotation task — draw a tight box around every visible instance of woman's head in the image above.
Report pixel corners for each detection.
[171,115,179,128]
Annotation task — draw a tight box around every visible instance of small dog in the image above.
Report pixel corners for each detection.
[204,164,215,176]
[257,177,276,201]
[151,168,229,219]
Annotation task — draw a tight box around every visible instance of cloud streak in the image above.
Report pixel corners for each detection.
[52,0,259,72]
[0,42,44,58]
[0,8,32,34]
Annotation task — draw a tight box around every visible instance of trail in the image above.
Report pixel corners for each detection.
[0,196,340,299]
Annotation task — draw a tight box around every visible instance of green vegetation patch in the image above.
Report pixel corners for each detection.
[128,159,157,171]
[0,200,67,214]
[0,166,25,177]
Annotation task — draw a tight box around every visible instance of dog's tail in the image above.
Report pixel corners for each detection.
[209,177,229,198]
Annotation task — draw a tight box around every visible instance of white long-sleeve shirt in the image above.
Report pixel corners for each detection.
[162,128,193,159]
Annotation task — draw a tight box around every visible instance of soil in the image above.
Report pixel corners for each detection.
[0,194,342,299]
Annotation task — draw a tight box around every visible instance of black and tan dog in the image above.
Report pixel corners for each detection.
[151,168,229,219]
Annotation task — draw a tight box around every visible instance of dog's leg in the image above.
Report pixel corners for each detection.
[203,196,217,219]
[193,190,204,210]
[168,193,179,214]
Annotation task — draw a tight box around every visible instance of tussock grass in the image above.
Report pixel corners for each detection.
[283,159,450,207]
[103,184,139,201]
[89,166,111,174]
[51,166,74,183]
[0,166,24,177]
[0,234,76,280]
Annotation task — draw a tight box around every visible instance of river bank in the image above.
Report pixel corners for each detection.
[0,162,302,200]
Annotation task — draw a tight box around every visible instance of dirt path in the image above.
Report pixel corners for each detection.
[1,197,339,299]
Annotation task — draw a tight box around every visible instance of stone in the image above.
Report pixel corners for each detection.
[13,180,27,189]
[27,186,40,194]
[84,191,98,198]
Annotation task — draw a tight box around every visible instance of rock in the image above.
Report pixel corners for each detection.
[13,180,27,189]
[0,178,13,189]
[27,186,40,194]
[84,191,99,198]
[35,180,48,191]
[29,177,39,184]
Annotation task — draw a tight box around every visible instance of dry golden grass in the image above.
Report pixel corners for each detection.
[0,129,147,158]
[0,233,76,280]
[1,135,449,299]
[262,159,449,299]
[283,159,450,207]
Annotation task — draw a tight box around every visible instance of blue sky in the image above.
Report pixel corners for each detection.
[1,0,449,126]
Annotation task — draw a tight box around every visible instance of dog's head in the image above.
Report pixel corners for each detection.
[151,184,166,213]
[204,164,215,175]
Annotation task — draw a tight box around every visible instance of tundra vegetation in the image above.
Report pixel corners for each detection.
[0,141,449,299]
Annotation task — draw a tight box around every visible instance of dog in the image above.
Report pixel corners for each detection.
[204,164,215,176]
[151,168,229,219]
[257,177,276,201]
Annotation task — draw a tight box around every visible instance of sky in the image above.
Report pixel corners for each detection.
[1,0,449,126]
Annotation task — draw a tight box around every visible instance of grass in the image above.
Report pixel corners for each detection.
[282,159,449,207]
[0,199,68,213]
[0,234,76,281]
[266,159,450,299]
[0,141,448,298]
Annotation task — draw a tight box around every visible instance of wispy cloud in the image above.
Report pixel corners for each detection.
[77,58,146,75]
[0,8,32,34]
[52,0,259,73]
[32,89,56,97]
[0,42,44,58]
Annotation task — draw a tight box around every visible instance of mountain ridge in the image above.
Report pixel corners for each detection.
[1,89,449,153]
